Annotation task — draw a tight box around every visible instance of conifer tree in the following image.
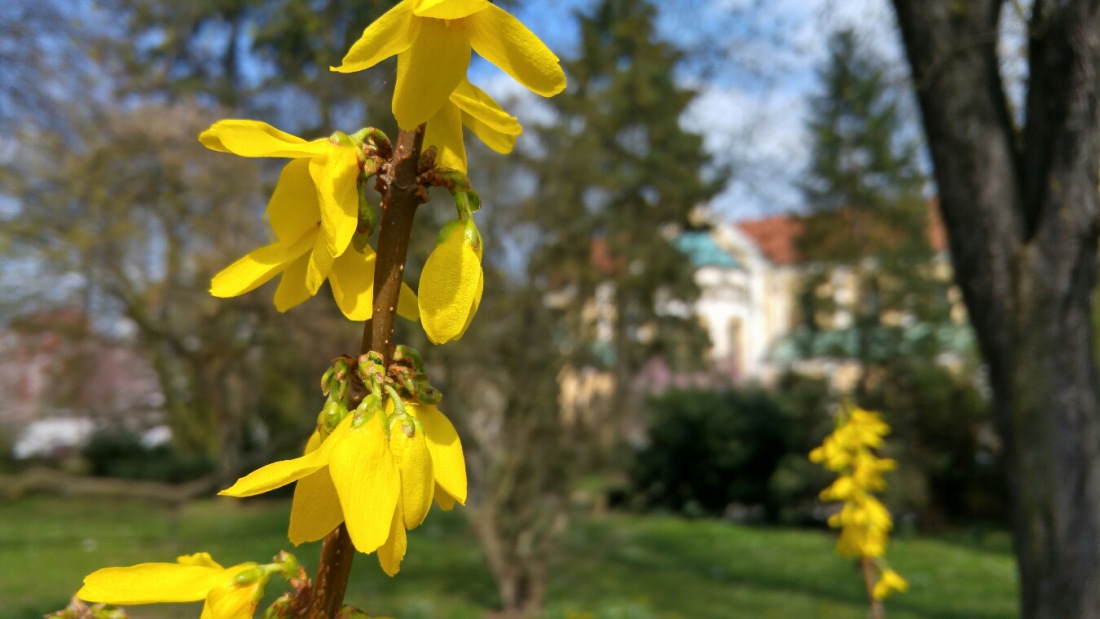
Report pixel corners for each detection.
[796,28,951,393]
[528,0,719,431]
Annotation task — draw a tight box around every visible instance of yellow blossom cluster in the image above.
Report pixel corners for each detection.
[810,407,908,600]
[201,0,564,338]
[76,0,565,616]
[221,401,466,576]
[202,123,420,321]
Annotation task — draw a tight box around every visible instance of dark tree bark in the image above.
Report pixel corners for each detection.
[889,1,1100,617]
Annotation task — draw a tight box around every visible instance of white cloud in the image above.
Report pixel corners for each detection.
[476,0,909,221]
[683,85,810,219]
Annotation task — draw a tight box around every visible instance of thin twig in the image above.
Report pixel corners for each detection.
[307,125,427,619]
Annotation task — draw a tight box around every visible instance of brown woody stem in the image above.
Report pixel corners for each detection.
[861,557,884,619]
[307,125,427,619]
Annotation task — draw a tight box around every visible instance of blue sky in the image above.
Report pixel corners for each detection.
[475,0,904,220]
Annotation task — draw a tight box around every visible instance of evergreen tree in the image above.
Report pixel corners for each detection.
[796,28,951,393]
[528,0,720,429]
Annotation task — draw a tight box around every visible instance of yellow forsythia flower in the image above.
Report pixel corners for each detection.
[425,78,523,174]
[829,495,892,557]
[872,569,909,600]
[208,157,418,321]
[78,553,264,619]
[418,219,484,344]
[811,406,906,599]
[812,408,897,558]
[221,403,466,576]
[199,120,359,258]
[333,0,566,129]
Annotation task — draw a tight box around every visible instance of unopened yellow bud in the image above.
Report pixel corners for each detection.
[418,219,484,344]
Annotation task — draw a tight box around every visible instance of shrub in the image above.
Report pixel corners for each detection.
[83,427,213,483]
[630,388,790,518]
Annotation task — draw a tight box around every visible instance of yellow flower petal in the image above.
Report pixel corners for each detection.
[177,553,223,569]
[465,116,517,155]
[434,485,458,511]
[329,245,377,321]
[289,433,345,545]
[220,418,350,498]
[305,230,336,295]
[418,224,483,344]
[308,147,360,258]
[408,404,467,504]
[451,80,521,154]
[398,282,420,321]
[424,99,467,174]
[79,564,228,604]
[389,418,435,529]
[413,0,489,19]
[202,582,258,619]
[872,569,909,600]
[333,0,416,73]
[455,266,483,340]
[274,250,313,313]
[199,120,329,159]
[393,20,471,129]
[289,467,344,545]
[266,159,321,243]
[464,116,517,155]
[451,80,522,137]
[210,233,314,299]
[376,502,408,577]
[467,4,566,97]
[329,412,400,553]
[327,246,419,321]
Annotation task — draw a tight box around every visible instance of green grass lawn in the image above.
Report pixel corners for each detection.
[0,497,1017,619]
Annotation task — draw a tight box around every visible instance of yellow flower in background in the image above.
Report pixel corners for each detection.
[78,553,264,619]
[221,403,466,576]
[199,120,360,258]
[811,405,905,599]
[333,0,566,130]
[872,569,909,600]
[840,409,890,449]
[208,158,419,322]
[418,219,484,344]
[425,79,523,174]
[851,451,896,491]
[829,494,893,557]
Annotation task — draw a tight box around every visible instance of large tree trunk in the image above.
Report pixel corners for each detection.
[890,1,1100,617]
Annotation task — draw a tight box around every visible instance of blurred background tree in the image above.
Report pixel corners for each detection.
[779,25,1002,530]
[0,0,368,478]
[527,0,720,467]
[795,28,952,394]
[0,102,347,477]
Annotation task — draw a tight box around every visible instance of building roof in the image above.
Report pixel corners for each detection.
[736,215,804,265]
[674,231,742,269]
[736,202,948,266]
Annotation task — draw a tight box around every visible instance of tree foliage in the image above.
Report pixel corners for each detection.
[796,28,952,393]
[528,0,719,426]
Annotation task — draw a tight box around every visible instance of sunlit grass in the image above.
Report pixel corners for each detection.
[0,497,1015,619]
